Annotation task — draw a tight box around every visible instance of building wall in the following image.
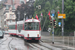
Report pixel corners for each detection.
[4,0,26,23]
[4,11,16,22]
[5,0,26,9]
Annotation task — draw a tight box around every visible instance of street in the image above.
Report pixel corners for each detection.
[0,32,75,50]
[0,34,53,50]
[0,0,75,50]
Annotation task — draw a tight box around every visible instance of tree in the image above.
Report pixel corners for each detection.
[64,0,75,32]
[34,0,75,36]
[34,0,58,31]
[15,3,34,21]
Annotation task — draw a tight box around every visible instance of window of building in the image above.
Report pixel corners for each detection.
[6,5,11,10]
[10,14,14,19]
[12,5,15,9]
[6,5,9,10]
[4,14,7,19]
[20,0,25,4]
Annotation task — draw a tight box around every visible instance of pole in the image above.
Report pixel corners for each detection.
[24,12,26,21]
[62,0,64,46]
[0,16,2,27]
[52,19,54,44]
[73,31,75,48]
[62,0,64,36]
[17,11,20,21]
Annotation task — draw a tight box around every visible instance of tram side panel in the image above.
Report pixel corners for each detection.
[17,24,24,37]
[8,24,17,36]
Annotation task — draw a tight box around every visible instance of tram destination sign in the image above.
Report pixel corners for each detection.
[58,14,66,19]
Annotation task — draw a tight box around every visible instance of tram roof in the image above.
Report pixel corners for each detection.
[8,22,16,25]
[8,19,40,25]
[17,21,24,24]
[25,19,40,22]
[8,20,24,25]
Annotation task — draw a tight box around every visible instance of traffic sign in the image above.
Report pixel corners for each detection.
[48,28,51,32]
[58,22,61,25]
[58,22,61,27]
[58,14,66,19]
[52,32,54,34]
[52,14,54,17]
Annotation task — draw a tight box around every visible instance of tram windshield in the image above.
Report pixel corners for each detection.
[24,22,39,30]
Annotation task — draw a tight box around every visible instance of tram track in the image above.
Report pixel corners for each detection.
[31,43,50,50]
[0,34,68,50]
[8,38,13,50]
[25,40,63,50]
[29,43,43,50]
[9,36,27,50]
[0,37,8,44]
[0,35,14,50]
[7,36,20,50]
[26,41,52,50]
[0,35,62,50]
[8,36,22,50]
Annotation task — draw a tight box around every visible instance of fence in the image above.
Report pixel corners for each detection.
[53,31,75,49]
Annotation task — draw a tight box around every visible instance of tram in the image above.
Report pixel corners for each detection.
[8,19,41,41]
[24,19,41,41]
[8,21,17,36]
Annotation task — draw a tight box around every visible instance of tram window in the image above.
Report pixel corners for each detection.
[9,25,15,29]
[24,23,28,30]
[17,24,23,29]
[24,22,39,30]
[17,24,23,32]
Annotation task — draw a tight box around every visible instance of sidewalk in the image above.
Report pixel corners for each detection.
[41,36,75,50]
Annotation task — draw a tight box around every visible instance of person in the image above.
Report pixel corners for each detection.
[28,26,32,30]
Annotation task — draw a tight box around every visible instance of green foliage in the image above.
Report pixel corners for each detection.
[34,0,54,31]
[64,0,75,32]
[34,0,75,35]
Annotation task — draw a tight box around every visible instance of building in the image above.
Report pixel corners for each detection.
[4,8,16,24]
[4,0,26,29]
[5,0,26,12]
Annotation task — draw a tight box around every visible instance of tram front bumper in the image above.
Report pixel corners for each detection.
[24,37,41,40]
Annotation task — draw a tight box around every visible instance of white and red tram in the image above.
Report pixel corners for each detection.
[8,22,17,35]
[8,19,41,41]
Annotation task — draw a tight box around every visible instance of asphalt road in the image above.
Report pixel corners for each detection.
[0,32,75,50]
[0,34,55,50]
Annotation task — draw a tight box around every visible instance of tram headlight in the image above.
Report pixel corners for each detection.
[28,34,29,37]
[37,34,39,37]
